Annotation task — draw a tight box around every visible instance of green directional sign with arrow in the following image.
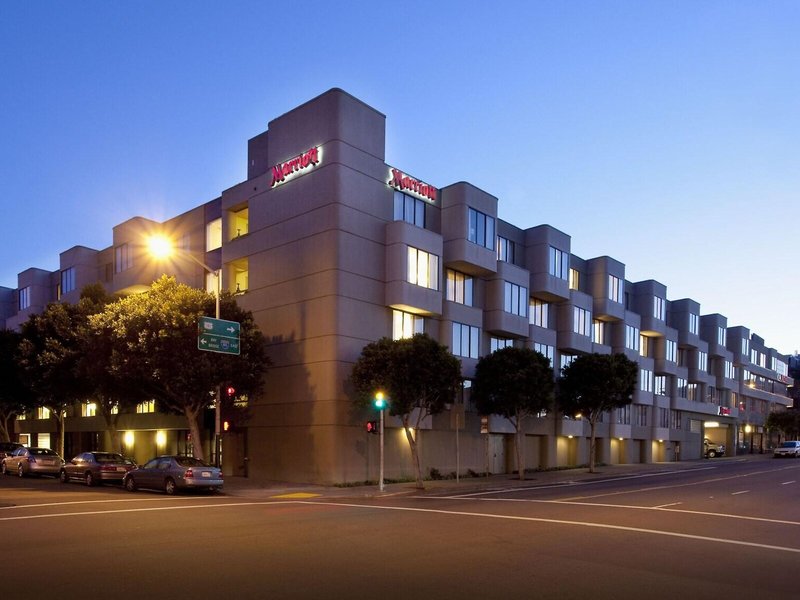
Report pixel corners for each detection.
[198,316,241,355]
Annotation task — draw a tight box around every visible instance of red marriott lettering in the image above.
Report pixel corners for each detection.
[389,168,437,202]
[271,146,321,187]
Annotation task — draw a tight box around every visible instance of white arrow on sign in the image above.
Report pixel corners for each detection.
[226,326,236,333]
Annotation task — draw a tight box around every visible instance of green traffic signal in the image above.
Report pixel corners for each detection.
[374,391,387,410]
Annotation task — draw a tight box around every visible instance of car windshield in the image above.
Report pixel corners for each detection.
[175,457,210,468]
[779,442,798,448]
[95,453,125,463]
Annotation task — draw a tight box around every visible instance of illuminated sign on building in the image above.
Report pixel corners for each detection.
[388,168,437,203]
[271,146,321,187]
[718,407,731,416]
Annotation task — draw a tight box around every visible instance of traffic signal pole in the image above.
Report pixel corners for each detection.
[379,406,385,492]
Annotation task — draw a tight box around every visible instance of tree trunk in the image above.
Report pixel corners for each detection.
[101,403,121,453]
[185,406,206,462]
[0,413,10,442]
[589,418,597,474]
[51,410,65,458]
[402,416,424,490]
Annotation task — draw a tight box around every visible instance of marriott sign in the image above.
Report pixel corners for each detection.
[388,168,437,203]
[271,146,321,187]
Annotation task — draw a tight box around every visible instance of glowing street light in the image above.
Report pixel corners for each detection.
[374,391,388,492]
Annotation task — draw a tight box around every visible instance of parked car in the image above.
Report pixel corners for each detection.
[773,440,800,458]
[60,451,136,486]
[123,455,223,495]
[1,447,64,477]
[0,442,23,459]
[704,438,725,458]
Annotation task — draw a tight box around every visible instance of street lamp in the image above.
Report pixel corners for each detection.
[374,391,387,492]
[147,234,224,467]
[744,424,753,454]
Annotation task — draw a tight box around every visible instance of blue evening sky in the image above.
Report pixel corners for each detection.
[1,1,797,353]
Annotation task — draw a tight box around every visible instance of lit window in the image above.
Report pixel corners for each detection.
[654,375,667,396]
[61,267,76,295]
[231,207,249,238]
[446,269,473,306]
[468,208,495,250]
[394,191,426,228]
[698,351,708,372]
[452,322,480,359]
[653,297,665,320]
[206,218,222,251]
[688,313,699,335]
[407,247,439,290]
[37,407,51,419]
[573,307,591,337]
[392,309,423,340]
[569,268,580,291]
[640,369,653,392]
[592,320,606,344]
[81,403,97,417]
[640,334,649,358]
[230,258,248,293]
[717,327,726,346]
[529,299,549,328]
[136,400,156,414]
[608,275,623,303]
[503,282,528,317]
[665,340,677,363]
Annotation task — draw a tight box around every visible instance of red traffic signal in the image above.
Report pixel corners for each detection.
[226,386,235,397]
[366,420,379,434]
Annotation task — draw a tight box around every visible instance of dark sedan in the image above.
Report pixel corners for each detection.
[60,451,136,486]
[123,455,223,495]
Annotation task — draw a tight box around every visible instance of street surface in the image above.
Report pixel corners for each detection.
[1,456,797,599]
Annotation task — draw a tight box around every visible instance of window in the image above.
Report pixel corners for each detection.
[490,337,513,353]
[533,343,554,366]
[640,369,653,392]
[407,247,439,290]
[61,267,76,295]
[670,410,682,430]
[741,338,749,356]
[115,244,132,273]
[230,258,249,293]
[497,236,515,263]
[231,207,249,237]
[393,309,423,340]
[688,313,699,335]
[653,296,665,320]
[687,383,698,402]
[697,351,708,372]
[569,268,580,291]
[654,375,667,396]
[452,322,480,359]
[206,218,222,251]
[503,282,528,317]
[548,246,569,279]
[529,299,549,328]
[446,269,473,306]
[37,407,51,419]
[665,340,677,363]
[81,403,97,417]
[616,405,630,425]
[394,191,426,228]
[608,275,623,303]
[625,325,640,351]
[18,286,31,310]
[592,320,607,345]
[468,208,495,250]
[658,407,669,428]
[677,348,687,367]
[677,378,687,398]
[717,327,726,346]
[205,272,219,295]
[136,400,155,414]
[724,360,735,380]
[640,335,649,358]
[635,405,648,426]
[573,307,591,337]
[772,358,788,377]
[560,353,577,372]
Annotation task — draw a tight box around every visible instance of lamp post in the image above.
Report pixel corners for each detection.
[745,424,753,454]
[374,392,387,492]
[148,235,224,467]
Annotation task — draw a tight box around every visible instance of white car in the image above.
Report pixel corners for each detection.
[773,441,800,458]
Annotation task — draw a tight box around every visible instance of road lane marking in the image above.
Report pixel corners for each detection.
[731,490,750,495]
[781,481,795,485]
[653,502,682,508]
[0,497,230,511]
[271,492,320,499]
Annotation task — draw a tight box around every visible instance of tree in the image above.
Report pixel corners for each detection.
[472,347,554,480]
[351,333,462,489]
[765,410,800,442]
[0,330,34,442]
[17,301,95,456]
[557,353,638,473]
[91,276,268,462]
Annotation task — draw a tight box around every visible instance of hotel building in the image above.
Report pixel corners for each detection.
[0,89,793,483]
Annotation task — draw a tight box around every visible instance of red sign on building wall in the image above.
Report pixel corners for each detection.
[271,146,321,187]
[388,168,437,203]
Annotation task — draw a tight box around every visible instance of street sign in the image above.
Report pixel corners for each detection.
[198,316,241,355]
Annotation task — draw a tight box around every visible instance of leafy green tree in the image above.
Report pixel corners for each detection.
[17,301,96,456]
[91,276,268,462]
[0,330,34,442]
[765,410,800,442]
[557,353,638,473]
[472,347,554,480]
[351,333,462,489]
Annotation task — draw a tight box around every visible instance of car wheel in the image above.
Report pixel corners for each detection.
[18,463,25,477]
[164,478,177,495]
[707,450,717,458]
[60,470,69,483]
[124,476,137,492]
[1,462,7,476]
[85,471,95,487]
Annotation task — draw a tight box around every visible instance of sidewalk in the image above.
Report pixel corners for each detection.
[220,453,774,500]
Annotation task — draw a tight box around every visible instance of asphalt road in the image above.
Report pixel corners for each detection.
[1,457,798,599]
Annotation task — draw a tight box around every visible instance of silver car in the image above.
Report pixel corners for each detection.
[60,451,136,486]
[773,441,800,458]
[123,455,223,495]
[1,447,64,477]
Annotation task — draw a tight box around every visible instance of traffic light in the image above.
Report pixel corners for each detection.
[226,386,235,398]
[366,420,379,434]
[374,391,387,410]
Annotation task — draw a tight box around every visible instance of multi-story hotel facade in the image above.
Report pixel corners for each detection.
[0,89,793,484]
